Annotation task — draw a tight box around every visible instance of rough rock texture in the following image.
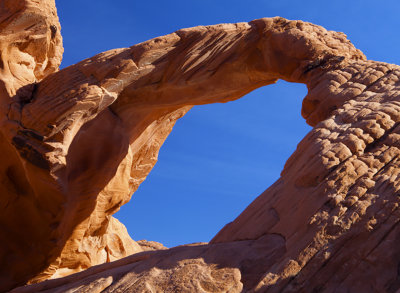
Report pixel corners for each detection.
[136,240,168,252]
[2,0,400,292]
[0,1,144,290]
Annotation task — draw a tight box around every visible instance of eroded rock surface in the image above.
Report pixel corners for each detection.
[2,0,400,292]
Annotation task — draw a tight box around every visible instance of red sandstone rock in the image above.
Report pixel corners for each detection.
[1,0,400,292]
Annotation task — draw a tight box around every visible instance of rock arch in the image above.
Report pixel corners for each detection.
[2,1,400,292]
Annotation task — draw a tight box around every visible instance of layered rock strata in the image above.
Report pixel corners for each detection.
[1,0,399,292]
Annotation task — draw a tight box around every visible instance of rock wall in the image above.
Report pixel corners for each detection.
[2,1,399,292]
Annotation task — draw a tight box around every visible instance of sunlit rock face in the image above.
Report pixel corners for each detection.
[2,1,400,292]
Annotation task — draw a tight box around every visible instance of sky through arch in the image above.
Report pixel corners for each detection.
[115,80,309,247]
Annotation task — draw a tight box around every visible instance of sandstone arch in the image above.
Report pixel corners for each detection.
[2,1,400,292]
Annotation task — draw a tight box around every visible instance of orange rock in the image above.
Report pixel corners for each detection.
[2,0,400,292]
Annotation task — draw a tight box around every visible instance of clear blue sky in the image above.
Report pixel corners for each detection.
[56,0,400,247]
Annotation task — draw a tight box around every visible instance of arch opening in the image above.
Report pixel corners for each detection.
[114,80,311,247]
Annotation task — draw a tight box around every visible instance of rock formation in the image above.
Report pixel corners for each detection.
[1,0,400,292]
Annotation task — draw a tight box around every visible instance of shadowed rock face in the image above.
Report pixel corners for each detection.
[1,1,400,292]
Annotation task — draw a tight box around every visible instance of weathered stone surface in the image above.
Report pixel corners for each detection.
[2,1,400,292]
[12,235,286,293]
[136,240,168,251]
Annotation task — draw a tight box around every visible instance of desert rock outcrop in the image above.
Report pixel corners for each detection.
[1,0,400,292]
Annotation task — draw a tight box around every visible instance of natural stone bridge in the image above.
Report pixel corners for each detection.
[1,0,399,292]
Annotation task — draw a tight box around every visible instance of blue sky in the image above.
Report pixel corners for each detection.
[56,1,400,247]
